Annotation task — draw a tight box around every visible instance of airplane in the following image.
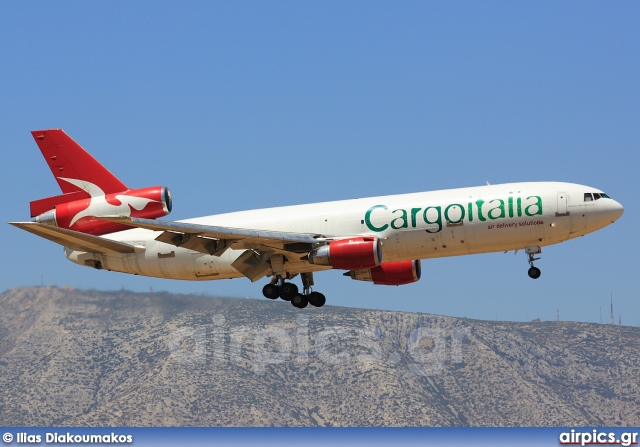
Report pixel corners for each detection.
[10,129,624,309]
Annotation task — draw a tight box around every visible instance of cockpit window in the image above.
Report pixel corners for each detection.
[585,192,612,201]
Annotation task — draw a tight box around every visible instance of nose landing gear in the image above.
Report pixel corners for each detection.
[528,266,541,279]
[525,246,542,279]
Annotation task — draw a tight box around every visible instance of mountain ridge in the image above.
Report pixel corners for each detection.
[0,286,638,426]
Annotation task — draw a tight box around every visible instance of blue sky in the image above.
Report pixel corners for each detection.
[1,1,638,324]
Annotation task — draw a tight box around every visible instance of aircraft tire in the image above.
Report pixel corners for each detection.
[528,266,541,279]
[308,291,326,308]
[291,294,308,309]
[262,284,280,299]
[280,282,299,300]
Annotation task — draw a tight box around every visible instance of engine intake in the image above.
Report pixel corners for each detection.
[347,260,421,285]
[308,237,382,270]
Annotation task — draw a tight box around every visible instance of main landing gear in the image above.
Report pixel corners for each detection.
[262,272,326,309]
[525,246,542,279]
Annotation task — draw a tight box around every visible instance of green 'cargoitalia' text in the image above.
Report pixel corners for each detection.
[364,194,543,233]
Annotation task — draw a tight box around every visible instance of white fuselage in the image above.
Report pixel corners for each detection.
[64,182,623,281]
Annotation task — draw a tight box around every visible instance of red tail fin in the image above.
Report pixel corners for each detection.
[31,129,128,194]
[30,129,129,217]
[27,129,171,235]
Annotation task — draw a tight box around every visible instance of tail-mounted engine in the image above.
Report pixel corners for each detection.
[346,260,421,285]
[33,186,172,235]
[308,237,382,270]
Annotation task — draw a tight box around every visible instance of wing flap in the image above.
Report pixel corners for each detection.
[9,222,144,254]
[231,249,273,282]
[154,230,234,256]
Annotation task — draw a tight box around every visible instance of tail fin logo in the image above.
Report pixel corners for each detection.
[58,177,158,226]
[59,177,110,198]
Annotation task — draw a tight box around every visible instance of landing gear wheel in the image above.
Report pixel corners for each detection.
[308,291,326,308]
[280,282,299,301]
[262,284,280,299]
[525,246,542,280]
[291,294,308,309]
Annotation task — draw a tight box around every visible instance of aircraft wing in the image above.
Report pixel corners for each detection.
[98,216,324,257]
[9,222,145,254]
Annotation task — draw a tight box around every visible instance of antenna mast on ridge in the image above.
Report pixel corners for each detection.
[609,292,614,325]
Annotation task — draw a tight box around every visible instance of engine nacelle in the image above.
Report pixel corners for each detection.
[308,237,382,270]
[347,260,421,285]
[34,186,172,235]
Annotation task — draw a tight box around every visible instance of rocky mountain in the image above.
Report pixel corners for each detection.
[0,286,638,426]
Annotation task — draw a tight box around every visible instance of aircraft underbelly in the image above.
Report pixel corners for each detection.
[100,249,198,280]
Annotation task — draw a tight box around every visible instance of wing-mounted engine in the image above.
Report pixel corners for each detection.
[346,260,421,285]
[307,237,382,270]
[33,186,172,235]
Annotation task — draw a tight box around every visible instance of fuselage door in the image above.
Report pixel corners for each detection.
[556,192,569,217]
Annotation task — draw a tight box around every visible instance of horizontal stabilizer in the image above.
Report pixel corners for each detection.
[9,222,144,254]
[30,191,88,217]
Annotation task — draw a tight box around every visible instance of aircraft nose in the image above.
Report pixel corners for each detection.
[606,199,624,223]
